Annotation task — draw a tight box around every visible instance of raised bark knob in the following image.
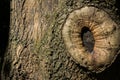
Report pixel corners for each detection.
[62,6,120,73]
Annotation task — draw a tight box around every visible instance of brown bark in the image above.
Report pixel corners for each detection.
[1,0,120,80]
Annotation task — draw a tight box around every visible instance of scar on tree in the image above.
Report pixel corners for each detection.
[62,6,120,73]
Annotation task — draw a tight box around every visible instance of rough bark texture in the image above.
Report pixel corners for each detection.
[1,0,120,80]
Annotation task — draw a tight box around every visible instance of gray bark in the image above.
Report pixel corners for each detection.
[1,0,120,80]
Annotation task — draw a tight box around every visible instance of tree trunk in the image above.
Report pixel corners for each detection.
[1,0,120,80]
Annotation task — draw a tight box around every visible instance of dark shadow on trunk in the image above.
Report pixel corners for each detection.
[115,0,120,17]
[0,0,10,77]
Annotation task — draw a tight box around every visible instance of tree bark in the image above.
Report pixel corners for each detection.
[1,0,120,80]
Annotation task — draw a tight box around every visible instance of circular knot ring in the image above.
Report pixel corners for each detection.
[62,6,120,72]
